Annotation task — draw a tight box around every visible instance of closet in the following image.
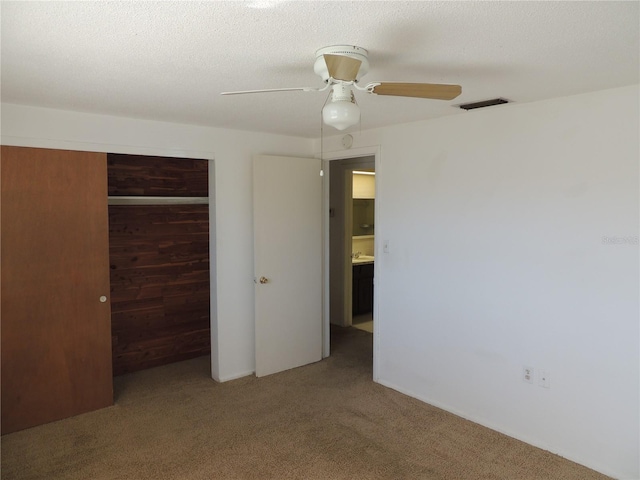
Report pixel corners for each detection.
[1,147,211,434]
[107,154,210,375]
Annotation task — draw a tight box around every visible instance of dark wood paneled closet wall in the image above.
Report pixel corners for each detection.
[107,154,211,376]
[108,154,208,197]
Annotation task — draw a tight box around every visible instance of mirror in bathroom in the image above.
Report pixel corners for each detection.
[353,198,374,236]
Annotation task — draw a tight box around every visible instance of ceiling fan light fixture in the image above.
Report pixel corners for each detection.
[322,84,360,130]
[322,101,360,130]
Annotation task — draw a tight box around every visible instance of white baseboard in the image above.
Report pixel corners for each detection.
[216,370,255,383]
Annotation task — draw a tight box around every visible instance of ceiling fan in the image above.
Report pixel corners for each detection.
[221,45,462,131]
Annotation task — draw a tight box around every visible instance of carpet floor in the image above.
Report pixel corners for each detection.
[1,327,610,479]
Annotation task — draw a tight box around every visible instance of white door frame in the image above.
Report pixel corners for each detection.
[321,145,381,382]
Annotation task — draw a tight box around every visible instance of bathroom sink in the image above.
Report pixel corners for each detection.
[352,255,374,264]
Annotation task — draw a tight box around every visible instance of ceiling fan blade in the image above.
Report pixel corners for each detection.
[324,54,362,82]
[369,82,462,100]
[221,87,319,95]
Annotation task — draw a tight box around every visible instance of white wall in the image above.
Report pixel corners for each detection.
[319,85,639,479]
[0,103,314,382]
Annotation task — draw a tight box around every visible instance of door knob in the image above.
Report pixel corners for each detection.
[99,295,107,303]
[259,276,269,284]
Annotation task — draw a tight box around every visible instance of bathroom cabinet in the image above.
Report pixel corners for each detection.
[352,262,374,315]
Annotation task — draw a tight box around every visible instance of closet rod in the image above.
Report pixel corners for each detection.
[108,196,209,206]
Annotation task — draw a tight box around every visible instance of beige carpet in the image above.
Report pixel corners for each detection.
[1,327,610,480]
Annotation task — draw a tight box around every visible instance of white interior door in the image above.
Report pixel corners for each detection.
[253,155,323,377]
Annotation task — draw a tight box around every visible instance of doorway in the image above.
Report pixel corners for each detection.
[351,170,375,334]
[328,155,376,336]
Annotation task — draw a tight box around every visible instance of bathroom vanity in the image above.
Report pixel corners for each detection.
[352,259,374,315]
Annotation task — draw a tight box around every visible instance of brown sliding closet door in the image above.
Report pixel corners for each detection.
[1,146,113,434]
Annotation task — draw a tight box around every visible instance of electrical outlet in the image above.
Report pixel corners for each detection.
[538,370,550,388]
[523,366,534,384]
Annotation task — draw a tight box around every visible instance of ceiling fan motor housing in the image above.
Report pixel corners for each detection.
[314,45,369,83]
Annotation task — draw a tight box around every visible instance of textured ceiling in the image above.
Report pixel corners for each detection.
[1,1,638,138]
